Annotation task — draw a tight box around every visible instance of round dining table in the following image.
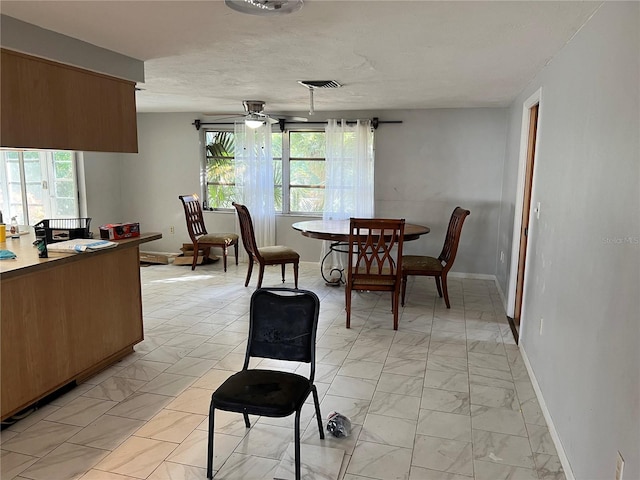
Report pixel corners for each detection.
[292,219,430,285]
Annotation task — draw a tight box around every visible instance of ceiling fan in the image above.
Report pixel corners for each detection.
[205,100,307,129]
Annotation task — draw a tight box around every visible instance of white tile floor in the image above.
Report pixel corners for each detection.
[0,260,566,480]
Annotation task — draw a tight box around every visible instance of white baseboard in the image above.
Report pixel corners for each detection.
[494,277,508,311]
[448,272,497,281]
[519,346,575,480]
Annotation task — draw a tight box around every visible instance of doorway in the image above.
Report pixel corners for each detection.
[507,89,542,342]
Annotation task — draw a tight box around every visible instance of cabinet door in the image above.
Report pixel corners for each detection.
[1,49,138,153]
[1,246,144,419]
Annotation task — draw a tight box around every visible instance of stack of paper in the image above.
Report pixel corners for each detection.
[47,238,118,253]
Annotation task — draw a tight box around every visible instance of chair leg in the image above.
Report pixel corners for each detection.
[222,245,228,272]
[294,409,302,480]
[234,242,239,266]
[245,257,254,287]
[345,286,351,329]
[435,276,443,298]
[401,274,407,306]
[311,386,324,439]
[281,264,286,284]
[257,263,265,288]
[441,274,451,308]
[191,243,199,271]
[293,261,299,289]
[206,401,216,479]
[392,292,399,331]
[243,412,251,428]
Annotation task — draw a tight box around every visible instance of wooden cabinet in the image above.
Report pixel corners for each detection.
[0,233,160,420]
[1,48,138,153]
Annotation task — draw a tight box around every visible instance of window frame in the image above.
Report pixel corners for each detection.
[202,125,326,216]
[202,129,237,210]
[0,149,80,225]
[286,129,327,215]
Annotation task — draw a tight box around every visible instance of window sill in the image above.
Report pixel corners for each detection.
[204,209,321,218]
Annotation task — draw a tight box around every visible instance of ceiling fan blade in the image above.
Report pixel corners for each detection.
[269,113,308,122]
[202,113,245,121]
[204,100,309,126]
[203,112,244,116]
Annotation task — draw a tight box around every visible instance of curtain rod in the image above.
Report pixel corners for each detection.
[192,117,401,131]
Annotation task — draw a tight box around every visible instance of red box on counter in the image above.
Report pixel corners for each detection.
[99,222,140,240]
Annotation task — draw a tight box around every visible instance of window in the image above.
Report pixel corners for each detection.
[0,149,80,225]
[204,131,236,209]
[204,128,326,214]
[288,131,325,214]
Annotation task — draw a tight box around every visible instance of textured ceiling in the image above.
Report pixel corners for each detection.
[1,1,601,114]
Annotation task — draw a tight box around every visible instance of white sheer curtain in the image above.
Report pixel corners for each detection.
[234,122,275,258]
[322,119,375,273]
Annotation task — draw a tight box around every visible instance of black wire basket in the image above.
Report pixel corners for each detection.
[33,218,92,243]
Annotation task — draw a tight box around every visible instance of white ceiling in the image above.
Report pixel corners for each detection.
[1,1,601,115]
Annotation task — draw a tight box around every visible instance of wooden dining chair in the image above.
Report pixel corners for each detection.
[401,207,470,308]
[178,194,239,271]
[345,218,406,330]
[232,202,300,288]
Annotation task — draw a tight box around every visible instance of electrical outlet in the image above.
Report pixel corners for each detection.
[169,226,175,234]
[539,318,544,335]
[616,451,624,480]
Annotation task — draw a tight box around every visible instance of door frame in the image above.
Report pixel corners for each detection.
[506,88,542,341]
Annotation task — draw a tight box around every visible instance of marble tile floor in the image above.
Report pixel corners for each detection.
[1,261,566,480]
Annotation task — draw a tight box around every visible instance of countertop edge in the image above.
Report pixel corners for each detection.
[1,232,162,279]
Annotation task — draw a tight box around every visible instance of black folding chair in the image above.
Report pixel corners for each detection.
[206,288,324,479]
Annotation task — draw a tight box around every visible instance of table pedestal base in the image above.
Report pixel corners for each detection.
[321,242,348,286]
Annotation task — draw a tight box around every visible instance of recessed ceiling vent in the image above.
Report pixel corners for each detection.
[298,80,342,115]
[297,80,342,89]
[225,0,303,16]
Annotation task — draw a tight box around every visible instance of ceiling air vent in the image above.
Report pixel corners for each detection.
[297,80,341,89]
[298,80,341,114]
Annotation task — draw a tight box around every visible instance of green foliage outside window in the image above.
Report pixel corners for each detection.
[205,131,236,209]
[204,129,325,213]
[289,131,325,213]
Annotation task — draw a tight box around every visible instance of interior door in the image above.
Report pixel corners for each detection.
[512,103,539,338]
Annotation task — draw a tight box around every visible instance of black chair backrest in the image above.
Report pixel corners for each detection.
[245,288,320,368]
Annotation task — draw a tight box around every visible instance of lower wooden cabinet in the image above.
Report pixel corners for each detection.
[0,234,160,420]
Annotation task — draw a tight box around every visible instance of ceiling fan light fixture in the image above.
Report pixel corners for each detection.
[225,0,303,16]
[245,114,265,129]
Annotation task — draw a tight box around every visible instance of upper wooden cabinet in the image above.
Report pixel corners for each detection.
[1,49,138,153]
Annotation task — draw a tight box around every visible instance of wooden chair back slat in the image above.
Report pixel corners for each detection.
[232,202,262,261]
[180,193,208,241]
[346,218,406,330]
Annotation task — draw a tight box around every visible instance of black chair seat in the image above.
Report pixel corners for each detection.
[213,369,312,417]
